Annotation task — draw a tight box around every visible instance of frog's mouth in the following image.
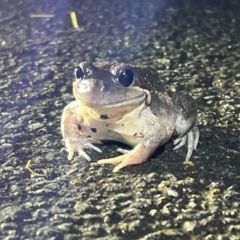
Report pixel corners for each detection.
[80,94,148,123]
[83,93,146,108]
[73,80,152,109]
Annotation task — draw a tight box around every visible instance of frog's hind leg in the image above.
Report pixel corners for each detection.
[98,110,169,172]
[172,92,199,160]
[98,146,146,172]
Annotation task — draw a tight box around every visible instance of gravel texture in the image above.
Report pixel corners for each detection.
[0,0,240,239]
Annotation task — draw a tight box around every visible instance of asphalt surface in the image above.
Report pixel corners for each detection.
[0,0,240,239]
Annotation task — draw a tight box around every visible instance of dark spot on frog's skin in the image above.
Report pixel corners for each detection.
[133,132,144,137]
[122,124,124,126]
[78,125,81,130]
[100,114,108,119]
[106,124,109,127]
[90,128,97,133]
[108,130,111,133]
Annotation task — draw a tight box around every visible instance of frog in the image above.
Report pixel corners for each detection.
[61,60,199,172]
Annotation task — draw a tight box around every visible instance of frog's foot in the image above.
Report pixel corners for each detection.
[173,126,199,160]
[63,137,102,161]
[98,149,141,172]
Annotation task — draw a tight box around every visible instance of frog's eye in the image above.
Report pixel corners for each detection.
[75,66,84,79]
[118,69,134,87]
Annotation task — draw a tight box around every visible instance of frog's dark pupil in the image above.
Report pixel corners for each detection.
[75,66,84,79]
[118,69,134,87]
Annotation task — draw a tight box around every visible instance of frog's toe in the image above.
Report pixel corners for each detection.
[185,130,194,161]
[186,126,200,160]
[78,148,91,161]
[67,150,75,160]
[98,155,124,165]
[97,155,131,172]
[64,138,79,160]
[193,126,200,150]
[113,160,130,172]
[67,144,76,160]
[116,148,130,154]
[64,138,102,161]
[61,147,75,160]
[86,142,102,153]
[173,136,186,150]
[173,125,199,161]
[78,142,102,161]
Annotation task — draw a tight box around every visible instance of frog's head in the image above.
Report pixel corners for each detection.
[72,61,152,115]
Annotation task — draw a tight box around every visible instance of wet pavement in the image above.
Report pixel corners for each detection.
[0,0,240,239]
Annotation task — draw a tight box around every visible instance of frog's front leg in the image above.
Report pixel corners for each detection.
[61,101,102,161]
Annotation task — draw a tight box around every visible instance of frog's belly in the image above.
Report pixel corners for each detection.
[82,120,145,147]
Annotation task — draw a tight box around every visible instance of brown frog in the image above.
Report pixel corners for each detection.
[61,61,199,172]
